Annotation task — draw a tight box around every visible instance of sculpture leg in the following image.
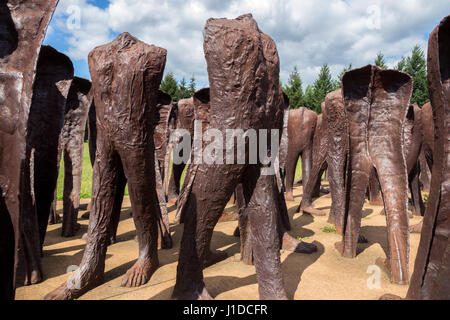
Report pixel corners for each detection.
[61,146,82,237]
[409,163,425,216]
[107,168,127,245]
[244,166,287,300]
[337,148,372,257]
[299,148,327,216]
[172,164,244,300]
[372,153,410,285]
[44,133,123,300]
[118,144,160,288]
[285,148,300,202]
[368,167,383,206]
[327,151,347,228]
[167,162,185,203]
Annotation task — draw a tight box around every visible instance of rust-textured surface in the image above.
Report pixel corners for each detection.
[322,90,348,229]
[18,46,73,287]
[0,1,58,299]
[337,65,412,285]
[368,104,425,216]
[44,33,167,300]
[166,97,195,203]
[284,108,317,201]
[407,15,450,300]
[300,110,328,216]
[173,14,288,300]
[58,77,91,237]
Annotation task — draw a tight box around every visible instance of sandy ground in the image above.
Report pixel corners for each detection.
[16,182,423,300]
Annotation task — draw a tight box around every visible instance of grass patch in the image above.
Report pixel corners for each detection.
[321,225,336,234]
[296,236,312,241]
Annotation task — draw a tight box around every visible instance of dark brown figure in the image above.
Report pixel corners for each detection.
[407,15,450,299]
[300,110,329,216]
[56,77,92,237]
[172,14,289,300]
[336,65,412,285]
[0,0,58,300]
[44,33,167,300]
[284,108,317,201]
[368,104,425,217]
[18,46,74,286]
[165,97,195,203]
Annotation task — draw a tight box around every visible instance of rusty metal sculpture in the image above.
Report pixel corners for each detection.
[407,14,450,299]
[172,14,289,300]
[284,108,317,202]
[368,104,425,216]
[382,15,450,300]
[44,33,167,300]
[300,109,328,217]
[55,77,92,237]
[18,45,73,286]
[335,65,412,285]
[165,97,195,203]
[0,0,59,300]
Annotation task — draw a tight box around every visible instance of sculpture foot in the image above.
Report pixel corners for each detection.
[48,214,62,225]
[23,269,43,286]
[410,220,423,234]
[282,233,317,254]
[121,257,159,288]
[285,192,294,202]
[172,285,213,300]
[44,274,104,300]
[320,188,330,195]
[334,241,355,258]
[375,257,408,285]
[302,206,326,216]
[61,223,81,238]
[203,250,228,268]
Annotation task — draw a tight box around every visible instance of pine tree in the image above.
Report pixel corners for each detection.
[374,52,387,68]
[310,64,334,114]
[178,77,190,100]
[188,75,196,97]
[404,45,429,106]
[333,64,353,89]
[283,66,304,109]
[160,72,179,101]
[396,56,407,71]
[302,85,315,111]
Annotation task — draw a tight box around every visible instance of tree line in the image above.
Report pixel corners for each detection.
[283,45,429,114]
[160,72,197,102]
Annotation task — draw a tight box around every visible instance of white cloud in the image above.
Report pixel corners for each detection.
[46,0,450,86]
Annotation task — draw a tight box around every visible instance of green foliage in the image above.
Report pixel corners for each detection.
[160,72,179,100]
[374,51,387,68]
[283,66,304,109]
[404,45,429,106]
[188,75,196,97]
[160,72,197,101]
[306,64,334,114]
[333,64,353,89]
[321,225,336,234]
[396,56,407,71]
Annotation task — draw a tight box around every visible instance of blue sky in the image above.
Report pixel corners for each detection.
[43,0,450,88]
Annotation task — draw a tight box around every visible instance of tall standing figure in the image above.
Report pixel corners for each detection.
[0,0,59,300]
[45,32,167,300]
[336,65,412,285]
[173,14,289,300]
[406,15,450,299]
